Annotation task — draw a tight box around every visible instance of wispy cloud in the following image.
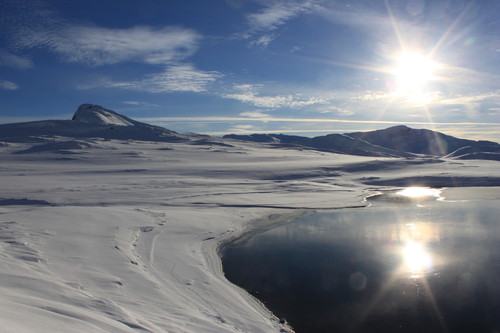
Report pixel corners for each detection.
[5,2,220,95]
[247,1,317,32]
[316,3,391,30]
[320,106,355,116]
[122,101,160,108]
[0,80,19,90]
[227,124,258,133]
[0,51,33,69]
[138,116,500,126]
[81,64,222,93]
[15,25,200,66]
[241,0,319,46]
[437,92,500,105]
[239,110,272,118]
[222,84,326,108]
[248,34,278,48]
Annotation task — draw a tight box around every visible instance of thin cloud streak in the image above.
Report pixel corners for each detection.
[222,84,327,108]
[138,116,500,126]
[240,0,319,46]
[0,51,33,69]
[205,129,370,136]
[122,101,160,108]
[247,1,317,31]
[80,64,222,93]
[438,92,500,105]
[0,80,19,90]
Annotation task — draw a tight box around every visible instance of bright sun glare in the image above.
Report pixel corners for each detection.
[396,187,441,198]
[403,241,433,278]
[392,51,437,105]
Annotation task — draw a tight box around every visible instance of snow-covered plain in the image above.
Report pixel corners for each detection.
[1,109,499,332]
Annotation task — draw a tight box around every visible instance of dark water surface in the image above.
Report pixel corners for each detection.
[222,189,500,333]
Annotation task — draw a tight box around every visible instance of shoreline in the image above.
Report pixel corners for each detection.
[210,209,313,333]
[214,185,500,332]
[212,204,370,332]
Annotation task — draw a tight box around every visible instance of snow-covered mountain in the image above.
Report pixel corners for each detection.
[1,104,499,160]
[224,133,415,158]
[0,104,185,143]
[346,125,500,157]
[225,125,500,160]
[71,104,142,126]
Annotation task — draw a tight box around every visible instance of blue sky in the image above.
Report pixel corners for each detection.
[1,0,499,141]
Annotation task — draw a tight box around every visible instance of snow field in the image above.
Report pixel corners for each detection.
[1,137,499,332]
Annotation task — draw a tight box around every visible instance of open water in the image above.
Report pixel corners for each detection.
[222,188,500,333]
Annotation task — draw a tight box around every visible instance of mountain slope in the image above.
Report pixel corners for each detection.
[445,143,500,161]
[0,104,185,143]
[225,125,499,159]
[71,104,141,126]
[345,125,499,156]
[225,132,415,158]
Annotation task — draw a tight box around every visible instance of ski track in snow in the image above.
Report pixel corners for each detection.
[0,136,499,332]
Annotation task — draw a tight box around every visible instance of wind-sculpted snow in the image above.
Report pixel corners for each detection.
[0,105,499,332]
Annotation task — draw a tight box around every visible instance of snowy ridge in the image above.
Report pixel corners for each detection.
[346,125,499,157]
[226,125,500,159]
[72,104,138,126]
[0,104,184,143]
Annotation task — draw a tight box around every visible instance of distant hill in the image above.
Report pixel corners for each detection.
[225,126,500,160]
[1,104,498,160]
[346,125,499,156]
[224,133,414,158]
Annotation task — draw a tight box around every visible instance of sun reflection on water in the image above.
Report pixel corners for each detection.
[396,187,441,199]
[403,241,433,278]
[395,219,440,279]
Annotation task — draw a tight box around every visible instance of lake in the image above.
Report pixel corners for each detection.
[222,188,500,333]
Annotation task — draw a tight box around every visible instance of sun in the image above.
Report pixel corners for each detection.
[391,51,437,104]
[394,51,435,91]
